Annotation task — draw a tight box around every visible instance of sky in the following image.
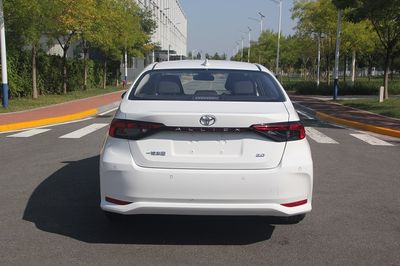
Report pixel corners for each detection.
[179,0,297,57]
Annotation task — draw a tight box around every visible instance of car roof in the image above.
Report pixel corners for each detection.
[148,60,271,73]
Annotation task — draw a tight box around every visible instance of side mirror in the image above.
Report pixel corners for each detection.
[121,91,127,99]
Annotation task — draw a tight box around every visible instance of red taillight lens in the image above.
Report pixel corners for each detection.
[252,122,305,142]
[105,197,132,205]
[281,199,308,207]
[109,119,164,140]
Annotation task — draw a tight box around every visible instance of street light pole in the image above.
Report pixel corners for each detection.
[317,34,321,87]
[333,10,342,100]
[123,49,128,85]
[248,13,264,35]
[258,12,265,33]
[247,27,252,63]
[268,0,282,76]
[0,0,8,108]
[241,37,244,62]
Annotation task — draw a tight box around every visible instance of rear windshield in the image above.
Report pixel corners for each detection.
[128,69,286,102]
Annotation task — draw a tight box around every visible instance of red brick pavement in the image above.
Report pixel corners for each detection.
[0,91,123,125]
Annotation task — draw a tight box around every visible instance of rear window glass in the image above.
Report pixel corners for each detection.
[128,69,286,102]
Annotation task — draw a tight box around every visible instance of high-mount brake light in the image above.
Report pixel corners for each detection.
[252,122,305,142]
[109,119,164,140]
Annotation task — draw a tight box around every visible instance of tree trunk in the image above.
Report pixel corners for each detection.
[62,47,69,94]
[368,57,372,82]
[343,54,347,83]
[383,47,392,99]
[317,35,321,87]
[326,55,331,85]
[390,56,394,81]
[351,50,356,85]
[32,45,38,99]
[83,40,89,90]
[103,59,107,89]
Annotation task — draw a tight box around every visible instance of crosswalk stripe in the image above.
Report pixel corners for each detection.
[7,129,51,138]
[59,123,108,139]
[350,134,394,146]
[305,127,339,144]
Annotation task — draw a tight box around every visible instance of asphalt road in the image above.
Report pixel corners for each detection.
[0,110,399,265]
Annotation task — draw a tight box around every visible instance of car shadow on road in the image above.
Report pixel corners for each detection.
[23,156,275,245]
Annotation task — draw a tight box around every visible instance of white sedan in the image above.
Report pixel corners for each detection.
[100,60,313,223]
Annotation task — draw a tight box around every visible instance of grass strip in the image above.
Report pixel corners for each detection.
[337,98,400,119]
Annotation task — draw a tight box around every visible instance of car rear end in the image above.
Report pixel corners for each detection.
[100,61,313,219]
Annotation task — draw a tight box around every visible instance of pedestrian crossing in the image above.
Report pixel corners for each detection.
[6,123,108,139]
[349,133,394,146]
[59,123,108,139]
[1,124,396,146]
[305,127,338,144]
[7,128,51,138]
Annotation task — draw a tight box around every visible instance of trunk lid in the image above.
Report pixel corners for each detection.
[120,100,289,170]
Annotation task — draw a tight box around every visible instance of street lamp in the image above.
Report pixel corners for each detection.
[247,27,252,63]
[267,0,282,76]
[248,12,265,34]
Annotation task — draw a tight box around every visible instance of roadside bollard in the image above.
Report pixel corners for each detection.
[379,86,384,103]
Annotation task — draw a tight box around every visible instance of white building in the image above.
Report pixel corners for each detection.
[135,0,188,60]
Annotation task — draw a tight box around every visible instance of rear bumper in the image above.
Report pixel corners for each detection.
[101,200,312,216]
[100,138,313,217]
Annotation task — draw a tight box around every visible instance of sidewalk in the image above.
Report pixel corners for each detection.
[0,91,124,132]
[290,95,400,138]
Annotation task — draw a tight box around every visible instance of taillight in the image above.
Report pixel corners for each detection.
[109,119,164,140]
[251,122,305,142]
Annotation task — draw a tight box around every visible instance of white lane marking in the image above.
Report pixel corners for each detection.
[98,107,118,116]
[297,110,314,120]
[7,128,51,138]
[0,117,94,135]
[59,123,108,139]
[305,127,339,144]
[350,134,394,146]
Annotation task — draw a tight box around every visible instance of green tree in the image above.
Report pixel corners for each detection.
[340,19,378,85]
[333,0,400,99]
[292,0,338,83]
[4,0,47,98]
[43,0,97,94]
[89,0,153,88]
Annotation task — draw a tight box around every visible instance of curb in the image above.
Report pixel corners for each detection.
[316,112,400,138]
[0,100,120,133]
[0,109,97,132]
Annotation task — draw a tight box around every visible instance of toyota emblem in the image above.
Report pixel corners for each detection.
[199,115,216,126]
